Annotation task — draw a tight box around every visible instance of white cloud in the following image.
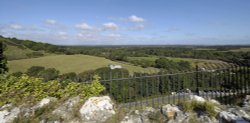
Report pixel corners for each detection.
[128,15,145,23]
[45,19,57,25]
[9,24,22,29]
[75,23,93,30]
[107,33,121,38]
[103,22,118,30]
[58,31,67,35]
[130,24,145,30]
[57,31,68,39]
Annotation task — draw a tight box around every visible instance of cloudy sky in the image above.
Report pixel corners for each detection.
[0,0,250,45]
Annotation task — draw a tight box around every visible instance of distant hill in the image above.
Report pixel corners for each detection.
[0,36,65,60]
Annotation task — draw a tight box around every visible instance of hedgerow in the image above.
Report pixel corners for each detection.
[0,74,105,106]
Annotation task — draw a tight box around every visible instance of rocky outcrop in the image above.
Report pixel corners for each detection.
[121,95,250,123]
[79,96,115,122]
[218,108,250,123]
[0,97,58,123]
[52,96,80,120]
[1,95,250,123]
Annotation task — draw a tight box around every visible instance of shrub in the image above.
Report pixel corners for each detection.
[0,74,105,106]
[26,66,45,77]
[59,72,78,82]
[11,72,23,77]
[38,68,59,81]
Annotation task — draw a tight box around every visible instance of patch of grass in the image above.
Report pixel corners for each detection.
[8,55,159,74]
[178,100,217,117]
[188,113,200,123]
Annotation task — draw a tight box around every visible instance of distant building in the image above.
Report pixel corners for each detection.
[108,64,122,69]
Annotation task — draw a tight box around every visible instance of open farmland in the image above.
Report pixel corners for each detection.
[8,54,160,74]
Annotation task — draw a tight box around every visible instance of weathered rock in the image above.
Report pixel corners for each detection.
[141,107,159,123]
[0,110,9,123]
[198,115,218,123]
[121,114,142,123]
[0,107,20,123]
[35,97,57,109]
[242,95,250,108]
[52,96,80,120]
[189,95,206,103]
[229,108,250,121]
[161,104,180,119]
[219,111,249,123]
[161,104,188,123]
[79,96,115,122]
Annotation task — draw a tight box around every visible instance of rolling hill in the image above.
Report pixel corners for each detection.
[1,36,61,60]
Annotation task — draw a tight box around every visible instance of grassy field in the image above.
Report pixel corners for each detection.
[8,54,160,74]
[127,56,226,68]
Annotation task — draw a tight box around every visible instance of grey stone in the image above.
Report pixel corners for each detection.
[79,96,115,122]
[198,115,218,123]
[0,107,20,123]
[219,111,249,123]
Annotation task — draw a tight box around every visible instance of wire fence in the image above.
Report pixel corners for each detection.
[95,62,250,109]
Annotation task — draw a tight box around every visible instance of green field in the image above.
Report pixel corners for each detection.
[127,56,226,68]
[8,54,160,74]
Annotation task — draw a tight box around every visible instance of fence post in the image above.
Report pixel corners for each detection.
[196,65,199,96]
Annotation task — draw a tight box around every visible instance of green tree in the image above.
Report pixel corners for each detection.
[178,60,191,70]
[0,41,8,73]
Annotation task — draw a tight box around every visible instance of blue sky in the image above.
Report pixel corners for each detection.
[0,0,250,45]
